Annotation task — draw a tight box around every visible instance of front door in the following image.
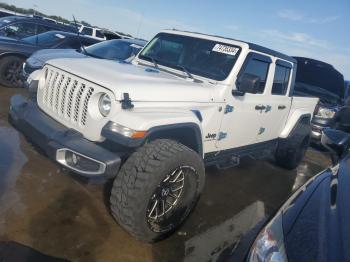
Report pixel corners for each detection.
[216,53,272,150]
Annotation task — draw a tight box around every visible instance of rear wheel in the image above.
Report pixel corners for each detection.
[110,139,205,242]
[275,135,310,170]
[0,56,25,88]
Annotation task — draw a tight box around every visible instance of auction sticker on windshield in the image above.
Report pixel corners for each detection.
[212,44,239,56]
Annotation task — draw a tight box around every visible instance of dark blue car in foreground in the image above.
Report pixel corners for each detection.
[247,129,350,262]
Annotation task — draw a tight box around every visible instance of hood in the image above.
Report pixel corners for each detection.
[282,155,350,261]
[47,57,222,103]
[0,36,38,54]
[32,49,85,63]
[294,82,342,105]
[0,36,22,43]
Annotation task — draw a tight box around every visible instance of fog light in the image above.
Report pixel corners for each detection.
[56,149,106,175]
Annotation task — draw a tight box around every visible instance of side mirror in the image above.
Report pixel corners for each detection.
[321,129,350,165]
[233,73,261,96]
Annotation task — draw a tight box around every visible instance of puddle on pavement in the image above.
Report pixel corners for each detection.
[0,87,331,262]
[0,127,28,232]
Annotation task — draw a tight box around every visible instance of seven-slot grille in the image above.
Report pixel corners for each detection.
[41,68,95,127]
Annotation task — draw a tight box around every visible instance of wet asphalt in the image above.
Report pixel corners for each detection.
[0,87,331,262]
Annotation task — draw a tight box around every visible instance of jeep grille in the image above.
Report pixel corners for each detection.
[41,68,95,127]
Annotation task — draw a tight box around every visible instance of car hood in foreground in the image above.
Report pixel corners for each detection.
[46,57,223,103]
[282,155,350,262]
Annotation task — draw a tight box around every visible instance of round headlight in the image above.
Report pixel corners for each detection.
[98,93,111,117]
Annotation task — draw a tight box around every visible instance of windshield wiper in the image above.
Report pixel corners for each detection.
[142,55,159,69]
[177,65,203,83]
[176,65,193,79]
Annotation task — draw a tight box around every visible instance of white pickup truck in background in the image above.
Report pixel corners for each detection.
[9,29,318,242]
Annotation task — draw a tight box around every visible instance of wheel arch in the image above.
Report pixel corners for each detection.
[280,113,312,139]
[0,52,28,60]
[146,123,203,156]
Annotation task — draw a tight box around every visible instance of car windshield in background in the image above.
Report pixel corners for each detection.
[139,33,240,81]
[22,31,65,47]
[85,40,144,60]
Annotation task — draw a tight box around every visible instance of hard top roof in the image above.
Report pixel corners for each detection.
[162,29,296,64]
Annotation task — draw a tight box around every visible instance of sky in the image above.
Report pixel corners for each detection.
[6,0,350,79]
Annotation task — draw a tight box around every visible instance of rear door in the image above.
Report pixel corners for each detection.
[256,59,293,142]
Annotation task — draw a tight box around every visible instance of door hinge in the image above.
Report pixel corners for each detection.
[224,105,234,114]
[218,132,227,140]
[258,127,266,135]
[265,105,272,113]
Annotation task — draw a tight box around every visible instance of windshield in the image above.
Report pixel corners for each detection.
[84,40,144,60]
[139,33,240,81]
[22,31,66,47]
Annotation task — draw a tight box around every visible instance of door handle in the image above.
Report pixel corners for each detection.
[255,105,266,111]
[278,105,286,110]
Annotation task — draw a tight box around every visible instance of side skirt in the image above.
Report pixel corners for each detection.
[204,139,278,169]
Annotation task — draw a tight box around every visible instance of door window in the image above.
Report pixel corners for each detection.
[81,27,93,36]
[4,22,36,37]
[239,58,270,93]
[37,24,53,34]
[272,65,291,95]
[95,30,104,38]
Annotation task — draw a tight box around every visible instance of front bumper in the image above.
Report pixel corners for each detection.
[9,95,121,178]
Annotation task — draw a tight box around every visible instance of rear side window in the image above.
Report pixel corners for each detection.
[95,30,104,38]
[240,59,270,93]
[272,65,291,95]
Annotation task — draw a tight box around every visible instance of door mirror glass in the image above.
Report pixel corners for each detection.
[236,73,261,94]
[321,129,350,165]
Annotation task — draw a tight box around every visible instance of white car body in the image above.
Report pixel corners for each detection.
[10,29,319,241]
[34,30,317,157]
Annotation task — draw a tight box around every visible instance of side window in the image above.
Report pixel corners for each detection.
[5,22,36,37]
[95,30,104,39]
[272,65,291,95]
[37,24,53,34]
[81,27,93,36]
[239,58,270,94]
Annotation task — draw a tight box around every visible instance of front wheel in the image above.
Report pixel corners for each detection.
[0,56,25,88]
[110,139,205,242]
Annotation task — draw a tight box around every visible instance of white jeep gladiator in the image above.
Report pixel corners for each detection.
[9,30,318,242]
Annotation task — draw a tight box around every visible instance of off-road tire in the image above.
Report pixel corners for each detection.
[0,55,24,88]
[110,139,205,242]
[275,135,310,170]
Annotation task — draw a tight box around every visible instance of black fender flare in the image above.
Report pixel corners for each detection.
[102,122,203,156]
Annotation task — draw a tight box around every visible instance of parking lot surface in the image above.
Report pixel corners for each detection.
[0,87,331,261]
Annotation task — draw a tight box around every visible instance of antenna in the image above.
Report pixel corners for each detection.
[72,15,87,54]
